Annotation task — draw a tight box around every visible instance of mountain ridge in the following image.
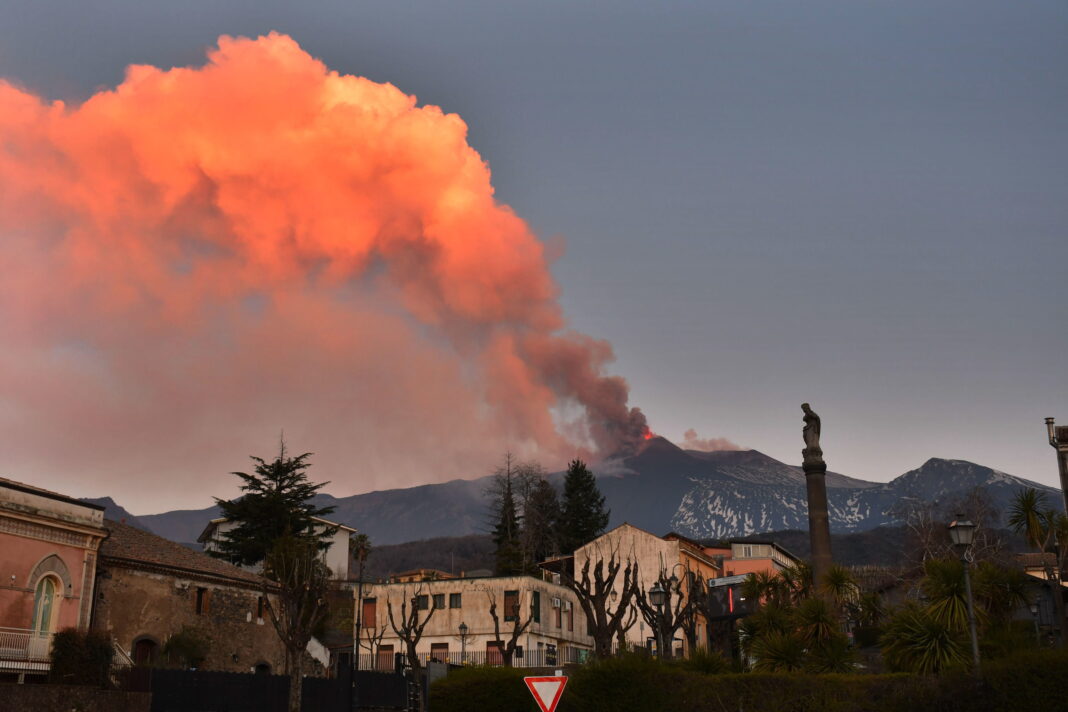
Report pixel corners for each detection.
[107,439,1059,546]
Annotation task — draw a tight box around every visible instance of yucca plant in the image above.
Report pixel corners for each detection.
[881,604,968,674]
[921,558,987,632]
[749,631,805,672]
[804,633,855,673]
[820,564,859,609]
[794,597,837,648]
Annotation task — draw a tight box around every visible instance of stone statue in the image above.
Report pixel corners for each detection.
[801,402,822,460]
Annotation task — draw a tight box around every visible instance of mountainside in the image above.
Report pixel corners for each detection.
[123,437,1060,546]
[80,497,152,531]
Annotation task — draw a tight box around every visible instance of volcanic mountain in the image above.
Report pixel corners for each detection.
[115,436,1058,547]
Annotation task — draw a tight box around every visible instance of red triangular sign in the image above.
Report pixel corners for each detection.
[524,676,568,712]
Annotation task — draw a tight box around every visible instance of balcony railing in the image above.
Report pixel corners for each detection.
[0,627,53,673]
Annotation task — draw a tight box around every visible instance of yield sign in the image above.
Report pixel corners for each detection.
[523,676,568,712]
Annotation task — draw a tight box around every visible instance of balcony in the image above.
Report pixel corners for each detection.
[0,627,53,674]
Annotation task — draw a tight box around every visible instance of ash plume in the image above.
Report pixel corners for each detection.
[0,33,646,504]
[680,429,740,452]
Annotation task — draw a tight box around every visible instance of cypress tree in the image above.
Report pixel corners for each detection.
[492,474,524,575]
[558,459,610,554]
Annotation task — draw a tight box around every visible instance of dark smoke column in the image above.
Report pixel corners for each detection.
[801,403,833,592]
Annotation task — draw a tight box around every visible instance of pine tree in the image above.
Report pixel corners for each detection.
[211,439,337,568]
[558,459,610,554]
[492,474,524,575]
[522,478,561,570]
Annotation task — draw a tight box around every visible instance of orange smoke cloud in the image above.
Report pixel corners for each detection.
[0,33,645,506]
[680,429,740,452]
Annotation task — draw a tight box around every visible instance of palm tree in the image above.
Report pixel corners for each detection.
[794,597,837,648]
[1008,488,1052,552]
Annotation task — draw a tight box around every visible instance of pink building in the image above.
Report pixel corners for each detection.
[0,477,108,679]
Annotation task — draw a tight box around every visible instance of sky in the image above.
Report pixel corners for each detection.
[0,0,1065,514]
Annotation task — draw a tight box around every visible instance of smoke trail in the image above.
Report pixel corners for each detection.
[0,33,648,503]
[680,429,740,452]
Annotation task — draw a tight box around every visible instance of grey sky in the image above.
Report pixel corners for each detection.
[1,0,1065,501]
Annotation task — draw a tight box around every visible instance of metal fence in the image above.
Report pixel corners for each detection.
[356,645,591,671]
[0,627,52,674]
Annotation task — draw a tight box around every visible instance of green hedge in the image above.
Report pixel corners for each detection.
[430,650,1068,712]
[49,628,114,687]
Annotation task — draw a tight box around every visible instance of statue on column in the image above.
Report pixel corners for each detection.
[801,402,823,465]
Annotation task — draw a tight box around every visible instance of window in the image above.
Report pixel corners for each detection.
[430,643,449,662]
[31,576,57,636]
[554,603,562,628]
[503,590,519,622]
[532,591,541,623]
[362,598,377,629]
[256,596,265,621]
[449,593,462,609]
[415,595,429,611]
[742,545,753,558]
[433,594,445,610]
[195,587,210,615]
[567,604,574,632]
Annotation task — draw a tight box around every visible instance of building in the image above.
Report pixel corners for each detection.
[573,524,722,657]
[358,574,593,668]
[93,519,290,674]
[699,539,800,578]
[198,516,359,580]
[0,477,108,679]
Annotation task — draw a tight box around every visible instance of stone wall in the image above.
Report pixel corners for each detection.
[93,564,287,673]
[0,684,150,712]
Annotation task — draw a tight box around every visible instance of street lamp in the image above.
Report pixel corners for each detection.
[1045,418,1068,516]
[649,582,666,657]
[1030,599,1041,646]
[458,622,468,665]
[948,514,981,677]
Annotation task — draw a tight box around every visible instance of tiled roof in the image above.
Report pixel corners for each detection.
[100,519,266,586]
[1017,552,1058,568]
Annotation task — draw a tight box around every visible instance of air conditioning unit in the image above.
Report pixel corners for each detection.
[552,597,562,609]
[552,573,561,585]
[563,601,572,611]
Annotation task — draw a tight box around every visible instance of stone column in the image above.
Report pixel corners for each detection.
[803,455,834,590]
[801,403,833,591]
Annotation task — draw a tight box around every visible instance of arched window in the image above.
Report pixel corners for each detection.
[133,637,159,666]
[254,662,272,675]
[31,576,59,637]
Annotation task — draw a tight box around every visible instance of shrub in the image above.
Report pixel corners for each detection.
[429,665,535,712]
[49,628,114,687]
[162,626,209,668]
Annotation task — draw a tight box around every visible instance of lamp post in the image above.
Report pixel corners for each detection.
[648,582,666,657]
[1030,600,1041,646]
[949,515,981,677]
[458,622,468,665]
[1045,418,1068,517]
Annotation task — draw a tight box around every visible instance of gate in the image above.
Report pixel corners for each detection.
[353,669,408,709]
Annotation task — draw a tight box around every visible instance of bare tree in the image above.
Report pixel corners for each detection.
[262,536,332,712]
[386,588,436,712]
[485,588,536,666]
[358,624,385,669]
[634,569,691,660]
[561,544,640,658]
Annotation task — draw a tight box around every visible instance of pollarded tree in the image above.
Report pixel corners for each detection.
[485,589,537,667]
[262,535,332,712]
[387,588,436,712]
[558,459,609,554]
[561,547,639,659]
[212,439,337,567]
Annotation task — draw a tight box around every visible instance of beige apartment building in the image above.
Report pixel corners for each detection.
[357,574,593,668]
